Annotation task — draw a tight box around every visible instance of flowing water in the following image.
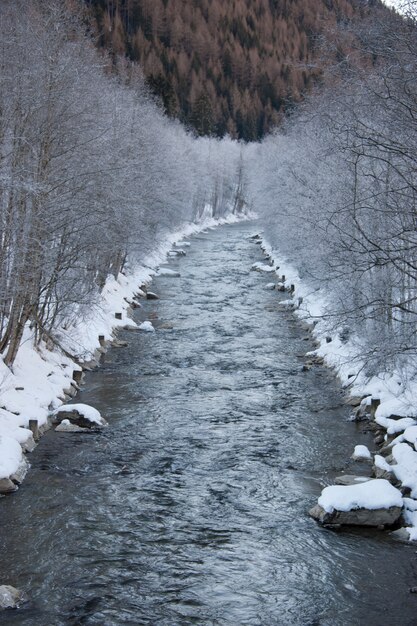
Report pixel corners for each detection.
[0,222,416,626]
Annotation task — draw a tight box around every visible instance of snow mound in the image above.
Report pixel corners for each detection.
[352,445,372,460]
[0,435,24,480]
[391,443,417,498]
[318,479,403,513]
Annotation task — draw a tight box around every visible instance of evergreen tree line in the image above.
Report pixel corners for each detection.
[249,3,417,376]
[0,0,244,367]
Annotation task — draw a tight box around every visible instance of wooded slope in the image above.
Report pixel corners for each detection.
[85,0,381,140]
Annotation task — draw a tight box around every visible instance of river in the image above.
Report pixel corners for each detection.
[0,221,416,625]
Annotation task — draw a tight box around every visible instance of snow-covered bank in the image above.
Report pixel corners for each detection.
[0,213,249,491]
[256,233,417,540]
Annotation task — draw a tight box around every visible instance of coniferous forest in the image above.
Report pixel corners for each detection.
[84,0,387,140]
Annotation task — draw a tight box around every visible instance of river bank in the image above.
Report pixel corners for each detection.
[255,233,417,541]
[0,213,247,496]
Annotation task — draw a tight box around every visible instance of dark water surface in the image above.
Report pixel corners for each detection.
[0,222,416,625]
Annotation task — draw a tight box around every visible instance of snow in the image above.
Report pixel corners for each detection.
[374,455,393,473]
[318,479,403,514]
[138,321,155,332]
[352,445,372,460]
[375,416,416,435]
[0,435,23,480]
[53,403,105,426]
[391,443,417,498]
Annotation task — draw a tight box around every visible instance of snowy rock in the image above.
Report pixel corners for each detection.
[251,262,276,273]
[138,321,155,332]
[310,479,403,528]
[0,585,25,609]
[10,458,29,485]
[52,404,107,430]
[146,291,159,300]
[264,282,276,290]
[157,268,181,277]
[373,455,395,481]
[352,445,372,461]
[168,249,186,257]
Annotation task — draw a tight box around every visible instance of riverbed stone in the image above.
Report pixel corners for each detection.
[0,585,25,609]
[334,475,372,486]
[110,339,128,348]
[309,503,402,528]
[391,527,411,542]
[0,479,18,494]
[345,396,363,407]
[10,459,29,485]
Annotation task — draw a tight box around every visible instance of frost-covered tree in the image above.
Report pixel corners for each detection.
[0,0,246,366]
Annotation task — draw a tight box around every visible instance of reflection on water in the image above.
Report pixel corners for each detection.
[0,222,415,626]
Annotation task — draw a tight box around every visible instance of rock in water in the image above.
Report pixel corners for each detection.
[0,478,18,495]
[309,479,403,528]
[51,404,107,430]
[0,585,25,609]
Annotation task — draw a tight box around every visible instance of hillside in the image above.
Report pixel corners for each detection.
[85,0,382,140]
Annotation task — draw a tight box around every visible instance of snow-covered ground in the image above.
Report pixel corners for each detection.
[0,213,248,489]
[258,234,417,540]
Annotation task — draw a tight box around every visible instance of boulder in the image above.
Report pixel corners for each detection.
[0,585,25,609]
[309,503,402,528]
[146,291,159,300]
[51,404,107,430]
